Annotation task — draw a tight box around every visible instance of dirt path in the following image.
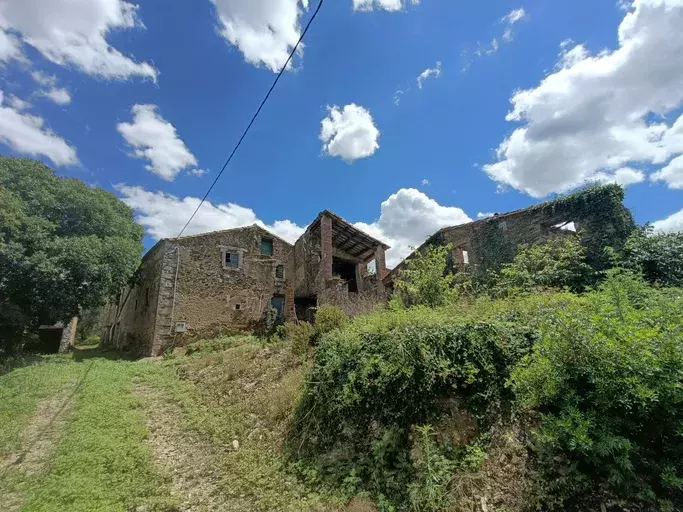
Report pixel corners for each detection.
[0,380,79,511]
[134,382,230,512]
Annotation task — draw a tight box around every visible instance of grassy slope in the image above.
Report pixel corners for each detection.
[0,341,345,512]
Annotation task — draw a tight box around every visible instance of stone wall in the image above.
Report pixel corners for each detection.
[57,317,78,354]
[100,240,167,355]
[165,226,294,345]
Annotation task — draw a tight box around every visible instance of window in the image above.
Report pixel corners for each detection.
[174,322,187,333]
[261,238,273,256]
[275,264,285,280]
[235,304,241,310]
[225,251,239,268]
[462,250,470,265]
[134,298,138,311]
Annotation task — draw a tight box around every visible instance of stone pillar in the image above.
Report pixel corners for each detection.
[321,214,333,279]
[58,317,78,354]
[285,287,296,322]
[375,245,387,280]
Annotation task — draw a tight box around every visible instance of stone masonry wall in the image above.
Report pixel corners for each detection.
[164,226,294,346]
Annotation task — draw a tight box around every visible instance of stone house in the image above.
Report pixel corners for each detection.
[101,211,390,356]
[383,184,634,288]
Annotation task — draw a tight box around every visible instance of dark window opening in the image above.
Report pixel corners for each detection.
[225,251,239,268]
[235,304,241,310]
[134,298,138,311]
[271,295,285,325]
[261,238,273,256]
[294,296,317,323]
[333,256,358,293]
[275,264,285,279]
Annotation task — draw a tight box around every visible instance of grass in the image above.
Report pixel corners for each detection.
[0,341,346,511]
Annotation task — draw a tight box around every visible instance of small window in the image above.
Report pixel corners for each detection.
[225,251,239,268]
[174,322,187,333]
[235,304,241,310]
[134,299,138,311]
[462,250,470,265]
[261,238,273,256]
[275,264,285,280]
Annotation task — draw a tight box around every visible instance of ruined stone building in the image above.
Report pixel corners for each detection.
[383,184,634,288]
[101,211,390,356]
[102,185,633,357]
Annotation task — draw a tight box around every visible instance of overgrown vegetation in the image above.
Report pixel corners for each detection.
[286,222,683,511]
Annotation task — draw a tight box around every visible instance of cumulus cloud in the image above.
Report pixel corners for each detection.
[42,88,72,105]
[353,0,419,12]
[652,155,683,188]
[7,94,30,111]
[117,104,201,181]
[188,168,208,177]
[483,0,683,197]
[417,61,441,89]
[30,72,72,104]
[116,185,306,242]
[477,212,494,219]
[209,0,309,73]
[320,104,380,162]
[354,188,472,267]
[0,29,22,63]
[0,90,78,165]
[652,208,683,233]
[0,0,157,80]
[592,167,645,187]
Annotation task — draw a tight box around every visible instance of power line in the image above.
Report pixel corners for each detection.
[171,0,325,245]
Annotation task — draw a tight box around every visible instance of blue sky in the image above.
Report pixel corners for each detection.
[1,0,682,266]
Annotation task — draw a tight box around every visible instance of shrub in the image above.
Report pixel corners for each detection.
[394,244,456,308]
[622,227,683,287]
[290,318,534,506]
[494,235,596,295]
[314,305,348,339]
[282,321,315,357]
[510,273,683,509]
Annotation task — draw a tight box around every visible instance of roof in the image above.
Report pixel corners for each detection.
[305,210,390,261]
[172,223,294,247]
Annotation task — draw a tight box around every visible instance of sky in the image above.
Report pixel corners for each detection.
[1,0,682,267]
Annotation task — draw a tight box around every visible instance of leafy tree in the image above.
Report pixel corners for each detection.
[394,244,455,308]
[622,226,683,287]
[494,235,595,295]
[0,157,143,354]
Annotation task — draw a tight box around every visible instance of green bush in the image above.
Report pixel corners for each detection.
[314,305,348,339]
[282,321,315,357]
[494,235,595,295]
[394,244,456,308]
[511,272,683,509]
[622,227,683,287]
[290,317,534,506]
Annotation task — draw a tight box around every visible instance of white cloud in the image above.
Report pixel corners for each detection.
[652,208,683,233]
[7,94,30,111]
[502,7,526,25]
[394,89,405,106]
[188,168,208,177]
[30,71,72,105]
[209,0,309,73]
[117,104,199,181]
[0,0,157,80]
[652,155,683,189]
[475,38,499,57]
[0,90,78,165]
[592,167,645,187]
[116,185,306,242]
[353,0,419,12]
[477,212,494,219]
[417,61,441,89]
[354,188,472,267]
[0,29,22,63]
[483,0,683,197]
[320,104,380,162]
[42,88,72,105]
[421,178,430,185]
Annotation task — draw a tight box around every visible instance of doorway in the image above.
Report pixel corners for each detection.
[332,257,358,293]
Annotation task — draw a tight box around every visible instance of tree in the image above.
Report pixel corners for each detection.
[0,157,143,354]
[622,226,683,287]
[394,244,455,308]
[494,235,595,295]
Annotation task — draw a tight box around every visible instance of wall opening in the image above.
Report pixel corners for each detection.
[333,256,358,293]
[295,296,317,323]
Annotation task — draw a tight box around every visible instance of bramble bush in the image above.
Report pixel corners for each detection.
[622,227,683,287]
[394,244,456,308]
[511,271,683,509]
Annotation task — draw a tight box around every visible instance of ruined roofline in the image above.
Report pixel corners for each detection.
[299,209,391,250]
[383,183,627,284]
[166,223,295,247]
